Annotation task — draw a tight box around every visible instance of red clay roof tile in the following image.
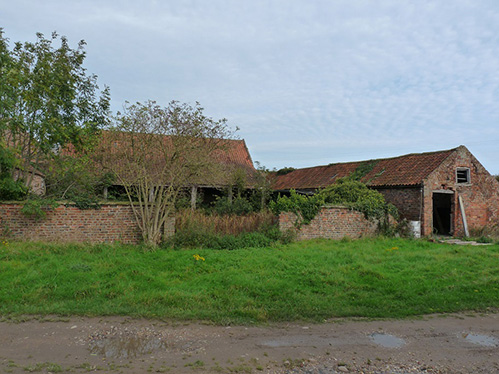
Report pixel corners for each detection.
[272,148,456,190]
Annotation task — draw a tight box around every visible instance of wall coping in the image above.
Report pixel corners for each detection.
[0,201,136,207]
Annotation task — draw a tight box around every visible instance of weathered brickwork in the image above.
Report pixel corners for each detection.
[375,186,422,221]
[0,203,175,244]
[279,206,378,241]
[422,147,499,236]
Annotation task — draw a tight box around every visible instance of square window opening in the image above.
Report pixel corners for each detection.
[456,168,470,184]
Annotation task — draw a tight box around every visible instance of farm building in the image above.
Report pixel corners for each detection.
[88,131,258,209]
[272,146,499,237]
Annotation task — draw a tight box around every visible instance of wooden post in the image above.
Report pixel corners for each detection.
[191,185,197,210]
[149,187,154,203]
[458,195,469,237]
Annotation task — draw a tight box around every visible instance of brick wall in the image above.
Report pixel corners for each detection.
[422,146,499,236]
[279,206,378,241]
[0,203,175,244]
[374,186,422,221]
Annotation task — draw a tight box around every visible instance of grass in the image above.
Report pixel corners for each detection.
[0,238,499,324]
[176,209,277,236]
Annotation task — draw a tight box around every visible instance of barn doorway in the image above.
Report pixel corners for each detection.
[432,192,453,235]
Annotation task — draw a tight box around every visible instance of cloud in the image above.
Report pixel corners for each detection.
[2,0,499,173]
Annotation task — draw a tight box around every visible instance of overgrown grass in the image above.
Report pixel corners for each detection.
[171,209,282,249]
[1,238,499,324]
[176,209,277,236]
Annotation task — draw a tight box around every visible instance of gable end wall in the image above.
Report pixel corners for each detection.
[422,147,499,236]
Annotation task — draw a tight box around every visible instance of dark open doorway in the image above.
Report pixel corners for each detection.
[433,192,453,235]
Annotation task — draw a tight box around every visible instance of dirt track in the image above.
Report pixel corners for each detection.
[1,312,499,373]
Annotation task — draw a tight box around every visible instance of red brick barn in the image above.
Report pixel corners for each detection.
[272,146,499,237]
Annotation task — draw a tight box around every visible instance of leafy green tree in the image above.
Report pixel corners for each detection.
[0,29,110,192]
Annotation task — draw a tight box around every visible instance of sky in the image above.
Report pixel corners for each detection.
[2,0,499,173]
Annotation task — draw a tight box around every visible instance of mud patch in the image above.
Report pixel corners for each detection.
[88,327,168,358]
[462,332,499,347]
[369,333,405,348]
[261,335,316,348]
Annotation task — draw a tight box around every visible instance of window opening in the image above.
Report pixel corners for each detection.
[456,168,470,184]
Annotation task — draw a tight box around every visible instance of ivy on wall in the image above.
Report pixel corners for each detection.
[270,179,398,228]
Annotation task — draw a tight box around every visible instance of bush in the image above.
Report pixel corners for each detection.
[319,179,398,220]
[21,197,59,220]
[269,180,399,228]
[212,195,254,215]
[269,190,324,226]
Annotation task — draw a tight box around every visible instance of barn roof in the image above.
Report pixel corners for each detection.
[272,147,458,190]
[67,131,257,187]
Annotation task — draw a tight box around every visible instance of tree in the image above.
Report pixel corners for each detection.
[97,100,235,247]
[0,29,110,192]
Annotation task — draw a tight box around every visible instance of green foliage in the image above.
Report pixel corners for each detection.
[270,180,398,227]
[20,197,59,220]
[319,179,398,220]
[0,144,27,200]
[44,155,109,209]
[167,230,276,250]
[212,195,254,215]
[269,190,324,226]
[65,195,101,210]
[347,160,378,181]
[168,212,287,249]
[275,167,296,176]
[0,29,110,190]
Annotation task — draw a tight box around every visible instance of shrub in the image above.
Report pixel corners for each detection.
[319,179,398,220]
[212,195,254,215]
[21,197,59,220]
[269,190,324,226]
[270,180,399,228]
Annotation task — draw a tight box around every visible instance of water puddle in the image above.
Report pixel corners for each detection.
[462,333,499,347]
[89,333,167,359]
[369,333,405,348]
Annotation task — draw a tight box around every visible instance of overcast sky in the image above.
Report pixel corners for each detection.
[2,0,499,173]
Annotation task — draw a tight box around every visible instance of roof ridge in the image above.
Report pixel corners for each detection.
[287,146,460,171]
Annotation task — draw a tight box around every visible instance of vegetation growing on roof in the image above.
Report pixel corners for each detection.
[348,160,378,181]
[275,167,296,176]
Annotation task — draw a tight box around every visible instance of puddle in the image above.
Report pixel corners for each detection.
[462,333,499,347]
[89,334,167,359]
[369,333,405,348]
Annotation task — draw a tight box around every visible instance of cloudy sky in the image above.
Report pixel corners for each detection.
[2,0,499,173]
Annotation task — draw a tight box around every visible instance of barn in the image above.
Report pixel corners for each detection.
[272,146,499,237]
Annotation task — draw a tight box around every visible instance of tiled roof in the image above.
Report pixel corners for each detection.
[272,148,457,190]
[67,131,257,187]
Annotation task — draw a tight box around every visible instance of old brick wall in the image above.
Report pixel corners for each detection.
[0,203,175,244]
[374,186,422,221]
[279,206,378,241]
[423,146,499,236]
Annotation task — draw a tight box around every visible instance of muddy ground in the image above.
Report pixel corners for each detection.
[1,312,498,373]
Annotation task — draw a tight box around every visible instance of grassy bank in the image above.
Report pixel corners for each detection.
[1,238,498,324]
